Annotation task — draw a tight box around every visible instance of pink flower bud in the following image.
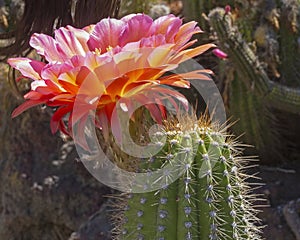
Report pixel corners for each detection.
[212,48,228,59]
[225,5,231,14]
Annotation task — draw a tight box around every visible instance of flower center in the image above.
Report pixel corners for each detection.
[93,48,101,55]
[106,46,113,52]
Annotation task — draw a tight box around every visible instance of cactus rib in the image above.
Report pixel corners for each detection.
[267,81,300,113]
[208,8,300,114]
[113,118,262,240]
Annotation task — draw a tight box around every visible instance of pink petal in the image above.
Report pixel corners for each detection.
[24,91,44,100]
[112,51,141,76]
[96,109,110,139]
[120,13,139,22]
[174,21,202,49]
[88,18,126,51]
[83,24,95,34]
[155,90,182,113]
[225,5,231,14]
[11,100,46,118]
[144,103,163,124]
[72,112,91,150]
[50,105,73,134]
[119,14,153,47]
[54,27,89,58]
[83,52,111,70]
[140,34,166,48]
[30,33,64,62]
[131,93,164,124]
[72,67,106,99]
[41,62,72,81]
[160,70,213,84]
[155,87,189,111]
[147,45,174,67]
[51,105,72,123]
[33,79,62,95]
[212,48,228,59]
[153,95,167,119]
[170,43,216,64]
[7,58,45,80]
[66,25,90,52]
[152,14,182,42]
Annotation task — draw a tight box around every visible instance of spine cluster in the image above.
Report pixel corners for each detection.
[113,121,262,240]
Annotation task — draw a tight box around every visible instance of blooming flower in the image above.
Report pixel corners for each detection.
[8,14,214,144]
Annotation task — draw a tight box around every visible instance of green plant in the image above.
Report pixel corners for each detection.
[181,0,300,161]
[113,117,261,240]
[207,6,300,160]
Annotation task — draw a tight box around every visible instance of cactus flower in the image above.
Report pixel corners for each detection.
[8,14,214,139]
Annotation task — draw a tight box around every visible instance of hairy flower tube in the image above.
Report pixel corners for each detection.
[8,13,214,143]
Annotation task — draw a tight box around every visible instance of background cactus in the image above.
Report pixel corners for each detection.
[119,0,160,16]
[208,6,300,161]
[180,0,300,163]
[112,117,262,240]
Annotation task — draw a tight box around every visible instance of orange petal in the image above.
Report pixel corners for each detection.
[171,43,216,64]
[11,100,46,118]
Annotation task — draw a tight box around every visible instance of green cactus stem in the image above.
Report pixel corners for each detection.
[208,7,300,115]
[182,0,236,27]
[267,81,300,113]
[112,117,262,240]
[278,0,300,87]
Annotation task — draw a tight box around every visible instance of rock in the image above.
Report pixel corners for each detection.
[76,202,114,240]
[0,66,112,240]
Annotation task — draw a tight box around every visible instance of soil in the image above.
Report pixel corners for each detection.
[256,160,300,240]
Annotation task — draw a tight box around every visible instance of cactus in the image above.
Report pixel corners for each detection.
[112,116,262,240]
[208,7,300,113]
[171,0,300,161]
[182,0,236,30]
[206,7,300,159]
[206,5,300,161]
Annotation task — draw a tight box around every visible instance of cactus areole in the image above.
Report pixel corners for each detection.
[113,118,261,240]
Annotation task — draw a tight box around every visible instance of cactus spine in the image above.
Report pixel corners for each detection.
[179,1,300,160]
[113,118,261,240]
[208,8,300,113]
[207,6,300,160]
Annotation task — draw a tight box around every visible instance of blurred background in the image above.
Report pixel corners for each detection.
[0,0,299,239]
